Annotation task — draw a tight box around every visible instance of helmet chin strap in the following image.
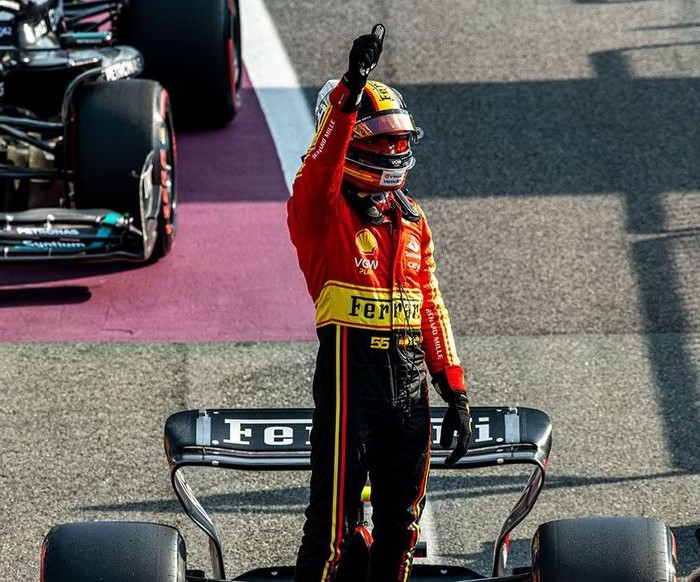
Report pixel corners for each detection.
[341,183,384,224]
[393,188,420,222]
[341,182,420,224]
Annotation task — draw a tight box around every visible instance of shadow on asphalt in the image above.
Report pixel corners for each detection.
[574,0,659,4]
[296,41,700,473]
[80,473,700,573]
[0,260,147,289]
[79,470,695,514]
[0,285,91,307]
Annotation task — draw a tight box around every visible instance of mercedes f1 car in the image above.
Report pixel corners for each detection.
[0,0,241,262]
[41,406,685,581]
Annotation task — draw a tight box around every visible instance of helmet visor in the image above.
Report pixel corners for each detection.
[352,135,411,155]
[354,110,418,140]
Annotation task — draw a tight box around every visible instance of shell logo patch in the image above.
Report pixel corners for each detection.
[355,229,378,256]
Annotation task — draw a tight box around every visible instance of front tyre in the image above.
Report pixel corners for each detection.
[73,79,177,261]
[532,516,677,582]
[41,521,187,582]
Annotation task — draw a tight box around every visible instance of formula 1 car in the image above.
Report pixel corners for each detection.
[40,406,683,581]
[0,0,241,262]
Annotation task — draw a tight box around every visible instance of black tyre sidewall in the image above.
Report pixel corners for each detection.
[42,521,187,582]
[532,516,676,582]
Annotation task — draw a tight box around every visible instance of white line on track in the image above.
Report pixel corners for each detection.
[239,0,439,563]
[240,0,315,193]
[420,493,440,564]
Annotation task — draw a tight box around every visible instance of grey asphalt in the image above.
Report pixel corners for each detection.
[4,0,700,579]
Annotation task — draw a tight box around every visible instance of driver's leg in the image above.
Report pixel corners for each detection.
[294,336,368,582]
[366,396,431,582]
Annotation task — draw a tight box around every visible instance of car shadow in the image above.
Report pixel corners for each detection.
[80,470,691,514]
[0,285,91,307]
[0,260,146,288]
[79,476,700,574]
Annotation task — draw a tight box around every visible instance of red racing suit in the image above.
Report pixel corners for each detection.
[288,82,464,582]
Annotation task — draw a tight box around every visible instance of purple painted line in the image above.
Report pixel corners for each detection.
[0,70,316,342]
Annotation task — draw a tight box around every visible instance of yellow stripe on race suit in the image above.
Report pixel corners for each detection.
[315,281,423,330]
[321,326,343,581]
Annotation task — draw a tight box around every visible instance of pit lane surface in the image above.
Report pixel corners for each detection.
[3,0,700,579]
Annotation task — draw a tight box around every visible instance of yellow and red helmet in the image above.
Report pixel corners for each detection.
[315,79,422,191]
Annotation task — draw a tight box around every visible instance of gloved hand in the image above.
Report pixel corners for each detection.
[433,366,472,467]
[339,25,384,111]
[344,33,383,89]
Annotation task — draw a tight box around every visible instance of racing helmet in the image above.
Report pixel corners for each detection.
[315,79,422,191]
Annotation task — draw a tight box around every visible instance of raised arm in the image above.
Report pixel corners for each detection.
[288,28,384,237]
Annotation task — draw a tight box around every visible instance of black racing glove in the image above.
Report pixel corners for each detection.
[440,391,472,467]
[433,368,472,467]
[339,24,384,112]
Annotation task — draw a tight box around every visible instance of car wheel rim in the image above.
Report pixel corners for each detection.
[157,99,176,244]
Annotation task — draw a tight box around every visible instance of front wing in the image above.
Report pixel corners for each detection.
[0,207,147,261]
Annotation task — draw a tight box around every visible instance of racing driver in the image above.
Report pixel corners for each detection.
[287,25,472,582]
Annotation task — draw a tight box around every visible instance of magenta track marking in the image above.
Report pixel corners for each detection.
[0,71,316,342]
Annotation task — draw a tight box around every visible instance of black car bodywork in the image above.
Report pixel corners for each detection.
[164,406,552,581]
[0,0,241,262]
[0,0,159,261]
[41,405,686,581]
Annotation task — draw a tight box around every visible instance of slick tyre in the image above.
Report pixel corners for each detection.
[532,516,677,582]
[41,521,187,582]
[73,79,177,260]
[120,0,242,126]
